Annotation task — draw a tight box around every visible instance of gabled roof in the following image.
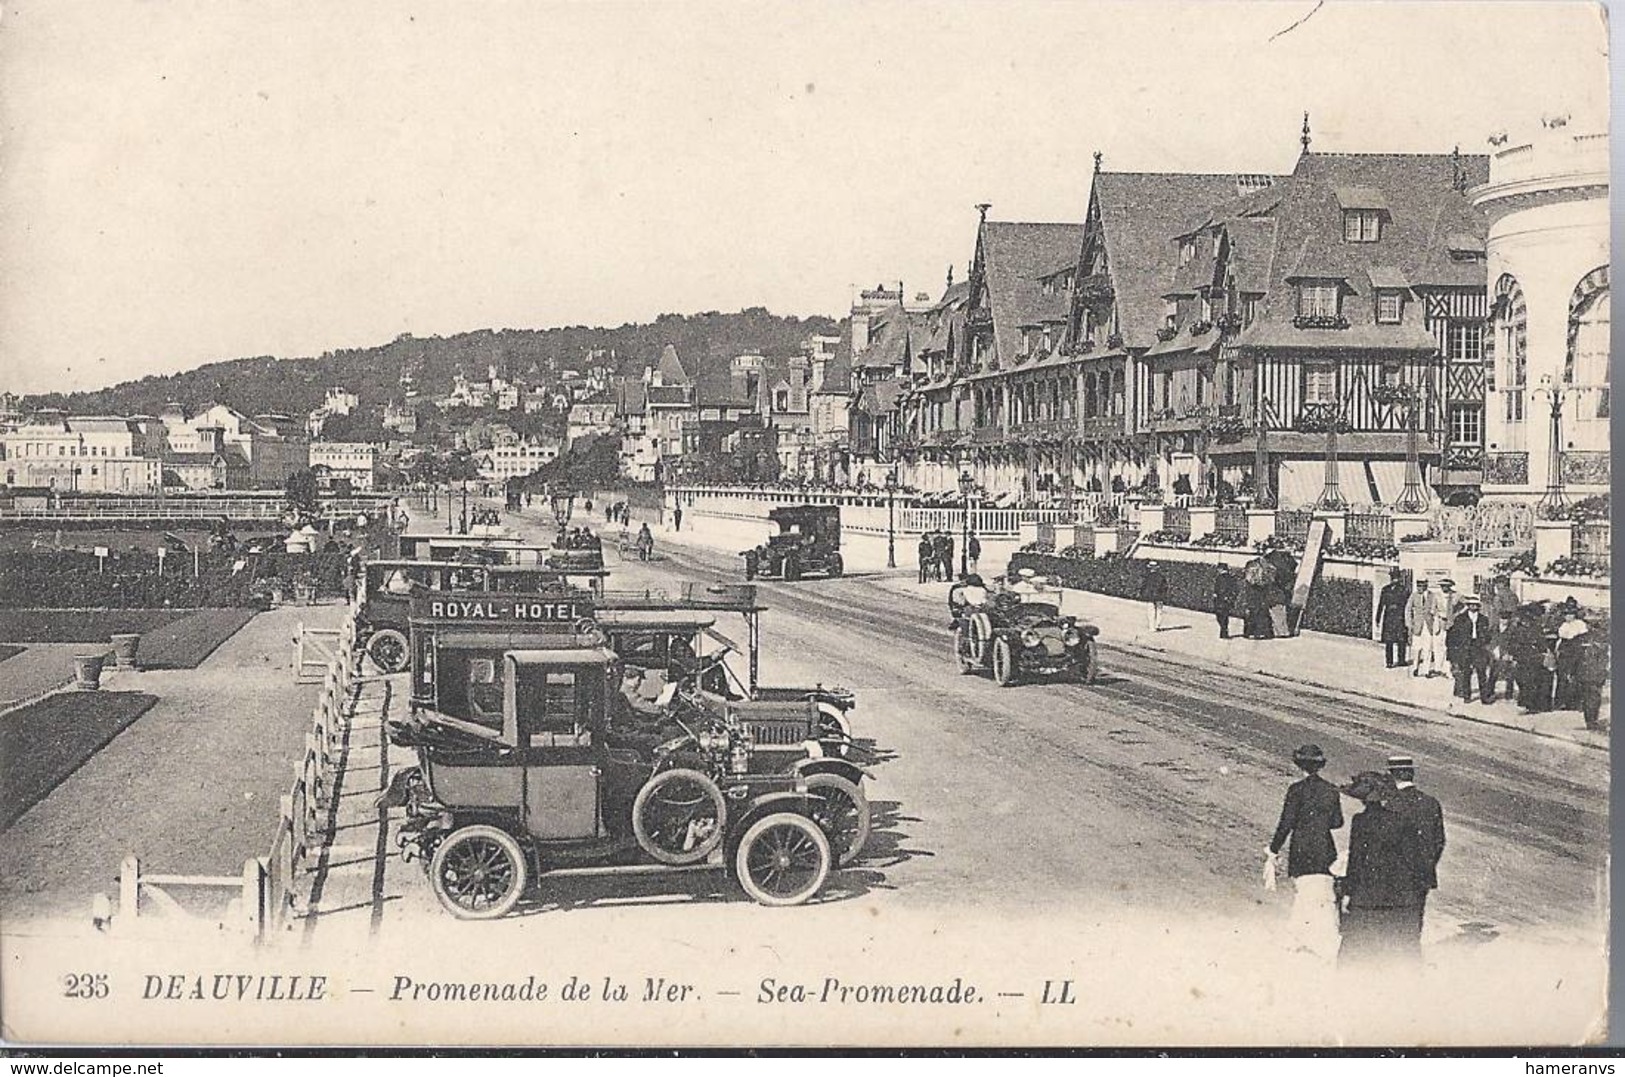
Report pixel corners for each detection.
[854,305,921,371]
[855,379,905,416]
[656,344,691,386]
[980,221,1083,360]
[1235,151,1489,347]
[647,385,690,406]
[817,320,854,394]
[615,379,647,416]
[1092,172,1264,348]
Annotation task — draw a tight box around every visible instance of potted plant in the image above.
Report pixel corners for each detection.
[73,651,107,691]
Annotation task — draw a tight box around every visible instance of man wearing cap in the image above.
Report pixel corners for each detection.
[1267,744,1344,959]
[1383,754,1446,943]
[1376,567,1411,669]
[1444,594,1494,703]
[1213,563,1239,640]
[1338,771,1428,963]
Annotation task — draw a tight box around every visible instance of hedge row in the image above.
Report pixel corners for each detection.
[0,550,353,609]
[1007,552,1375,640]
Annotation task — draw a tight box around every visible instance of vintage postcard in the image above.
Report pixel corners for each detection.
[0,0,1611,1050]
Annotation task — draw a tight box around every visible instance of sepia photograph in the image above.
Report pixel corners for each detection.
[0,0,1612,1052]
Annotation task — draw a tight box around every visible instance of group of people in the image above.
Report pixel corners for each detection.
[1267,746,1446,966]
[602,502,634,526]
[554,526,603,551]
[458,507,501,533]
[1208,552,1296,640]
[916,530,978,583]
[1376,569,1608,730]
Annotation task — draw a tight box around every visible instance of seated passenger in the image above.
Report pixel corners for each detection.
[605,664,684,755]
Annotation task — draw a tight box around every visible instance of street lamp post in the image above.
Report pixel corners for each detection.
[1533,375,1571,515]
[1392,384,1430,514]
[958,469,975,578]
[885,467,898,569]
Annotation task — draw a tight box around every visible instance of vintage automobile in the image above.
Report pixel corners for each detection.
[357,560,608,673]
[949,572,1101,687]
[382,608,844,918]
[743,506,843,581]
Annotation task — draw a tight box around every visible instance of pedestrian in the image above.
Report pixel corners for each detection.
[1485,606,1517,702]
[636,522,654,562]
[1505,603,1553,712]
[1376,567,1410,668]
[1266,744,1344,960]
[1264,548,1296,638]
[1382,753,1446,947]
[1553,597,1590,710]
[1141,560,1167,633]
[1336,771,1427,965]
[1444,594,1493,703]
[1405,578,1444,678]
[1241,556,1273,639]
[934,532,953,582]
[1574,621,1610,731]
[1213,563,1238,639]
[966,531,982,575]
[673,505,683,532]
[1438,578,1465,625]
[917,532,933,585]
[584,498,593,514]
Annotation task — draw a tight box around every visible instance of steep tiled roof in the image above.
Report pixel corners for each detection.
[855,379,904,416]
[854,306,921,371]
[647,385,689,406]
[656,344,691,386]
[1093,173,1262,348]
[68,416,138,434]
[615,379,647,416]
[982,222,1082,360]
[1236,151,1489,349]
[817,321,854,394]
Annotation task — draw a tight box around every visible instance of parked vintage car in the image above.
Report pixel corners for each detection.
[743,506,843,581]
[380,640,841,919]
[948,572,1100,687]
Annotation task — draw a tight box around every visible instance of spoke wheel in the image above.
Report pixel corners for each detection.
[1081,643,1100,685]
[784,558,801,582]
[366,629,410,674]
[735,813,830,907]
[827,555,844,578]
[632,768,726,865]
[954,624,977,673]
[429,825,526,920]
[815,704,852,740]
[992,637,1017,687]
[804,774,870,867]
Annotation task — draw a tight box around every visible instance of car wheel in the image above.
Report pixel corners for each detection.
[954,624,977,674]
[366,629,410,674]
[429,824,527,920]
[784,558,801,582]
[1081,643,1101,685]
[827,554,844,578]
[804,773,870,867]
[632,768,726,865]
[735,812,830,907]
[992,637,1017,687]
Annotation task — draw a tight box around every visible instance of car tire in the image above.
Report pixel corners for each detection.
[954,624,978,674]
[784,558,801,582]
[991,637,1017,687]
[1081,643,1101,685]
[804,773,870,867]
[814,703,852,740]
[734,812,831,907]
[827,554,844,578]
[365,629,410,674]
[632,768,727,865]
[429,824,527,920]
[967,612,993,668]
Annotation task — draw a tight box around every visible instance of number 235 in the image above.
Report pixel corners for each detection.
[63,973,109,999]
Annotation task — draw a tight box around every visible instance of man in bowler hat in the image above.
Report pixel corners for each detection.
[1268,744,1344,959]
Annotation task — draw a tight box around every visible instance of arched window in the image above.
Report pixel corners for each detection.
[1110,369,1125,416]
[1565,266,1609,418]
[1492,274,1527,422]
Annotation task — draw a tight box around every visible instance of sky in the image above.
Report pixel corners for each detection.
[0,0,1610,395]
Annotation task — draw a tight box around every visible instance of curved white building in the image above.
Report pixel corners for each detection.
[1471,122,1609,501]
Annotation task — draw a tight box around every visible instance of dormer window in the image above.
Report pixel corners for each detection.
[1297,282,1341,318]
[1376,290,1404,324]
[1179,239,1196,267]
[1343,210,1382,242]
[1163,300,1178,329]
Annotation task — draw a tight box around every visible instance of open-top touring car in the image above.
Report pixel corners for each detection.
[742,505,843,581]
[949,571,1100,687]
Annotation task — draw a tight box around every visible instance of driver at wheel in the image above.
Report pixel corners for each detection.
[605,662,685,756]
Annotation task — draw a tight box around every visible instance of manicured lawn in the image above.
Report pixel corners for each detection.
[0,644,22,664]
[0,690,158,830]
[0,608,257,669]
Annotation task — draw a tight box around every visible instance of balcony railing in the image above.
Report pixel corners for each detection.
[1274,509,1312,544]
[1215,504,1248,546]
[1345,512,1396,546]
[1163,506,1191,541]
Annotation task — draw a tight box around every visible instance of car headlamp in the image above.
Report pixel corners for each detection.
[1021,628,1041,648]
[1062,627,1082,646]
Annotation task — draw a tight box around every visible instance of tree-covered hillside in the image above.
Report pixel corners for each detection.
[26,308,839,418]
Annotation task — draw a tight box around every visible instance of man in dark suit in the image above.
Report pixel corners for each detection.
[1268,744,1344,958]
[1376,567,1411,668]
[1383,753,1445,942]
[1213,563,1239,639]
[1444,595,1494,703]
